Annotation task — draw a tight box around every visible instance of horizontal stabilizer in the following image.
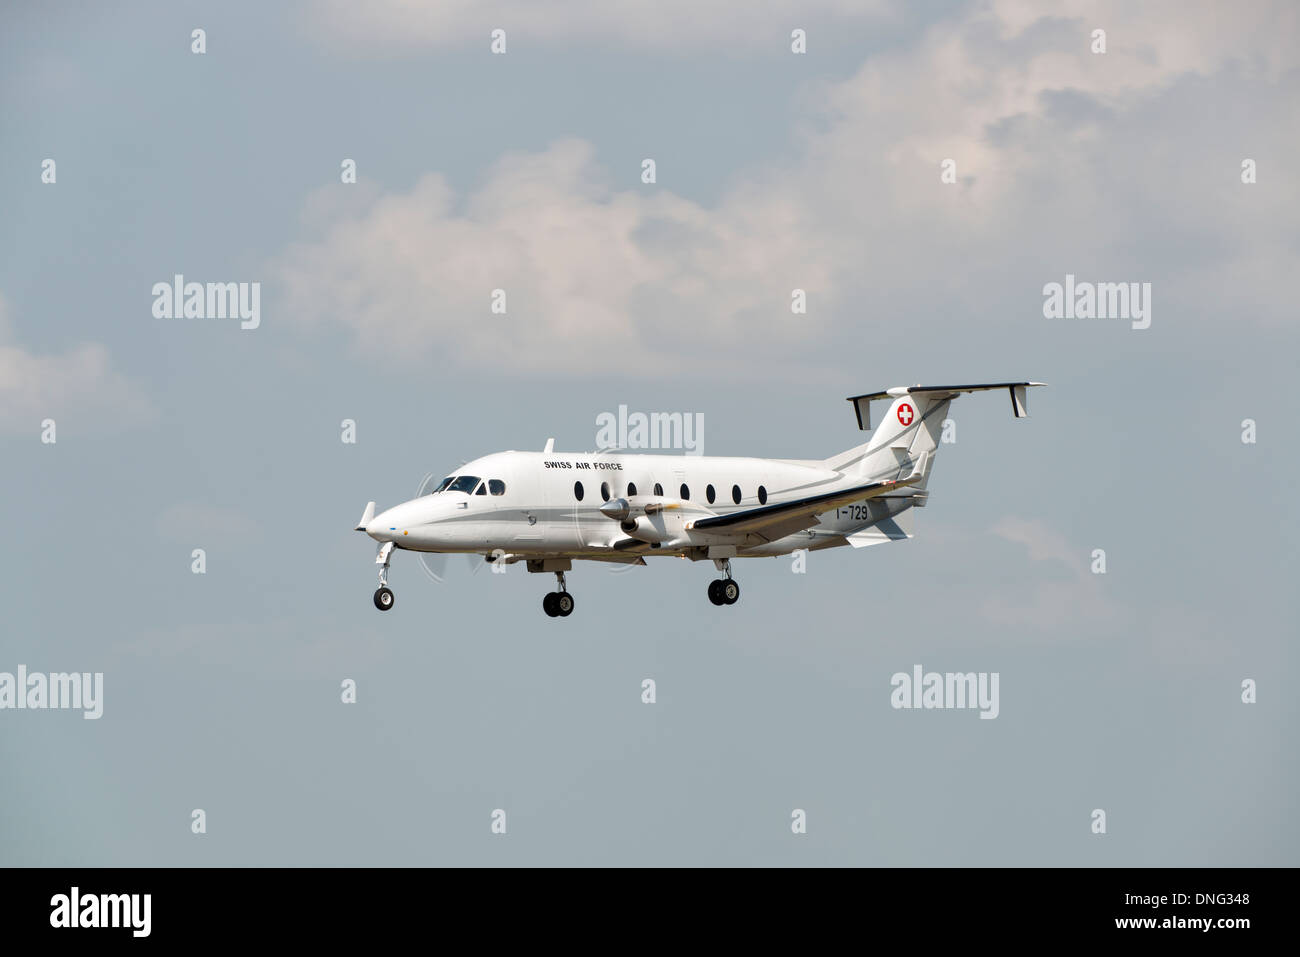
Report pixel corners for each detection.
[847,382,1046,430]
[847,507,914,548]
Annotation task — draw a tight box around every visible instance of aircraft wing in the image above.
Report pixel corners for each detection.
[687,454,927,540]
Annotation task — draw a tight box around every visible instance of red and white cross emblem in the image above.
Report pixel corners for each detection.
[897,403,914,426]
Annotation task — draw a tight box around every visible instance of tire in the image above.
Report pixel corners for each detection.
[556,592,575,617]
[543,592,559,617]
[707,580,725,605]
[722,580,740,605]
[373,587,394,611]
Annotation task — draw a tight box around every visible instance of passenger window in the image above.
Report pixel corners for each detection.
[601,481,610,501]
[680,484,690,500]
[574,481,584,502]
[489,479,505,496]
[627,482,637,497]
[732,484,741,504]
[706,484,716,504]
[653,483,663,497]
[758,485,768,505]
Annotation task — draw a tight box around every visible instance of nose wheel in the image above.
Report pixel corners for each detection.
[543,571,575,617]
[372,542,395,611]
[707,559,740,606]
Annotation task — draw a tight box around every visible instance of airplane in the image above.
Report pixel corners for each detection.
[355,382,1044,617]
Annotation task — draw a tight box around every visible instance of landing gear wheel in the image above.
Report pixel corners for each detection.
[722,579,740,605]
[373,587,394,611]
[555,592,575,617]
[543,592,559,617]
[708,580,726,606]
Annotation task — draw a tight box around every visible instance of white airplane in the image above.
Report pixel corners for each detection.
[356,382,1044,617]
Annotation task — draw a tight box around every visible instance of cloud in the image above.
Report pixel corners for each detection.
[990,516,1078,568]
[981,515,1122,635]
[273,139,838,377]
[274,1,1300,376]
[984,515,1257,661]
[0,294,153,437]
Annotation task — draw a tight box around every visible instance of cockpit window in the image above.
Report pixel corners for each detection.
[430,476,455,494]
[475,482,487,495]
[488,479,506,496]
[447,475,481,494]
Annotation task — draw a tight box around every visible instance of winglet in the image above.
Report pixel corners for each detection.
[543,438,555,454]
[355,501,375,531]
[1008,383,1048,417]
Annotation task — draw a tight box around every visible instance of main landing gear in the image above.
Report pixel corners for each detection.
[373,542,395,611]
[543,570,575,618]
[707,559,740,606]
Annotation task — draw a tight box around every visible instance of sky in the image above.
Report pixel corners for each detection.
[1,0,1296,866]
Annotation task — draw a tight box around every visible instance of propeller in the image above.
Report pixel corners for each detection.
[597,497,679,523]
[585,483,678,576]
[417,551,485,585]
[413,470,487,585]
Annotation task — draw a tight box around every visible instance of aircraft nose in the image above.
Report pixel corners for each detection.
[366,506,402,541]
[366,501,431,541]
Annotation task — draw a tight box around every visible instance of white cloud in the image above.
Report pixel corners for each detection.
[982,515,1123,635]
[0,294,153,436]
[275,1,1300,375]
[274,139,838,376]
[990,516,1078,568]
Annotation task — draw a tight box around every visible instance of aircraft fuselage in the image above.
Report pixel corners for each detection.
[364,449,911,561]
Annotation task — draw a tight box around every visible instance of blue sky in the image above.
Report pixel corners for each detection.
[1,0,1296,865]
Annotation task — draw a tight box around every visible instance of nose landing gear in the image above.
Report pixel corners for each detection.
[373,542,395,612]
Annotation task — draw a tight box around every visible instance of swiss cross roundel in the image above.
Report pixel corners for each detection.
[897,403,914,426]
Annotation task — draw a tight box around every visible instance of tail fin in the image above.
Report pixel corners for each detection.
[826,382,1044,486]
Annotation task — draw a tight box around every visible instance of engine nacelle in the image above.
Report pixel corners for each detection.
[620,514,673,544]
